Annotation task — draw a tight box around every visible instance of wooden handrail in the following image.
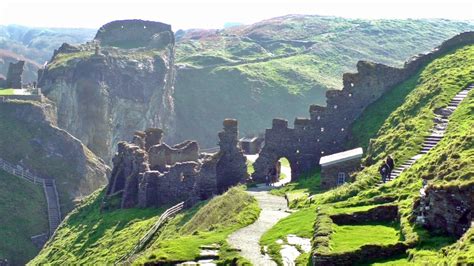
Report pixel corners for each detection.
[116,201,185,264]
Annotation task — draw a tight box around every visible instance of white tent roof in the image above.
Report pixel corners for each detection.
[319,147,363,167]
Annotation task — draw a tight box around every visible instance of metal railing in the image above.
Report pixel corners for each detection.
[0,157,44,184]
[116,201,185,264]
[0,157,61,236]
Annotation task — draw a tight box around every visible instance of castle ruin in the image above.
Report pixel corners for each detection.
[252,32,474,182]
[105,119,248,209]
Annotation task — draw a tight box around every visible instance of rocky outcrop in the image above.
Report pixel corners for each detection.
[253,31,474,182]
[105,119,247,209]
[423,184,474,237]
[95,20,173,49]
[38,20,176,162]
[0,99,109,212]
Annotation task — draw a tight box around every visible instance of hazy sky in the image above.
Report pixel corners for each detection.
[1,0,473,30]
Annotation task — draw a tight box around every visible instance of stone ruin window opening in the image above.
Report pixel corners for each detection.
[317,138,320,142]
[341,128,345,132]
[317,116,321,120]
[296,149,300,154]
[321,151,325,155]
[144,25,147,29]
[334,105,338,109]
[348,93,353,97]
[337,172,346,186]
[321,127,325,132]
[350,82,354,87]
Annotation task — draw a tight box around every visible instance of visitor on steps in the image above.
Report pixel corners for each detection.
[379,162,390,183]
[386,155,395,177]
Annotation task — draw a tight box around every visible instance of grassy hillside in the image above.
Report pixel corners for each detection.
[29,189,164,265]
[31,186,260,265]
[261,43,474,264]
[0,169,48,265]
[173,16,474,146]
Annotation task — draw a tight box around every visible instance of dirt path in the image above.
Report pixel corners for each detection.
[228,184,289,265]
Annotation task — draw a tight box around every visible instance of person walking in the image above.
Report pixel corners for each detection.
[379,161,390,183]
[386,155,395,177]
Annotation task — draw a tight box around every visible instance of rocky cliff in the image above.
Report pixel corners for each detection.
[0,98,109,212]
[38,20,176,162]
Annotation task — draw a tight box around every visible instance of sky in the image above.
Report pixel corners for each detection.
[0,0,473,30]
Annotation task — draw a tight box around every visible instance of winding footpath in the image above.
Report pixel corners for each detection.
[228,155,291,265]
[228,185,289,265]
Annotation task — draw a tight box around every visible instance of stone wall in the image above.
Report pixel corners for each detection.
[253,31,474,182]
[216,119,248,193]
[423,184,474,237]
[320,158,361,190]
[329,205,399,224]
[5,60,24,89]
[105,119,247,209]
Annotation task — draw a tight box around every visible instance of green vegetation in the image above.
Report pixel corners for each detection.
[30,189,164,265]
[260,207,315,264]
[0,88,14,95]
[31,187,259,265]
[135,186,260,264]
[330,222,401,253]
[270,170,321,206]
[47,51,94,70]
[0,169,48,265]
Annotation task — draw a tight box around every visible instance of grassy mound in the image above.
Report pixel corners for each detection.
[135,186,260,264]
[0,169,48,265]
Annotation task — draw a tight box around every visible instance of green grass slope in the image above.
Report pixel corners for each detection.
[261,43,474,264]
[0,169,48,265]
[29,189,164,265]
[135,186,259,264]
[173,16,474,147]
[30,186,260,265]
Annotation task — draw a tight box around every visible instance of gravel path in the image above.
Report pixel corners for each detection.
[228,184,289,265]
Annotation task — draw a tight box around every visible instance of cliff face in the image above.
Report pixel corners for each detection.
[39,20,176,162]
[0,98,109,212]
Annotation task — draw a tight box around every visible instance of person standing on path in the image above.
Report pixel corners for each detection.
[379,162,390,183]
[386,155,395,177]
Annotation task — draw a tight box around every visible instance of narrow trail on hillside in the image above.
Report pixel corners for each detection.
[228,185,289,265]
[229,154,292,265]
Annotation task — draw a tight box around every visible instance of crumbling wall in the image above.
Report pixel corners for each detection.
[5,60,25,89]
[148,140,199,171]
[253,31,474,182]
[105,119,246,208]
[423,184,473,237]
[216,119,248,193]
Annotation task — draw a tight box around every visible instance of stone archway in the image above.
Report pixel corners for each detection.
[252,149,299,183]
